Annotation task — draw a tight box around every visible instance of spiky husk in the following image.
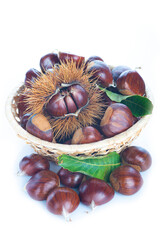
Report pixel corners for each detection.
[25,61,105,141]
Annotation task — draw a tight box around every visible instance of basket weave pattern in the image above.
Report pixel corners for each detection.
[6,83,151,162]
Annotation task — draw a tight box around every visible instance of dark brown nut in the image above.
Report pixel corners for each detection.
[46,187,80,216]
[110,165,143,195]
[26,170,60,200]
[79,178,114,207]
[26,113,54,142]
[57,168,84,188]
[40,53,60,73]
[111,65,131,82]
[46,84,88,117]
[100,103,134,138]
[18,154,50,176]
[25,68,41,88]
[58,52,85,67]
[84,56,103,70]
[116,70,146,96]
[17,94,28,119]
[71,126,103,144]
[20,113,31,129]
[86,60,113,87]
[121,146,152,172]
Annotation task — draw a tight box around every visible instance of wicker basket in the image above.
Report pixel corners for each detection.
[5,82,151,162]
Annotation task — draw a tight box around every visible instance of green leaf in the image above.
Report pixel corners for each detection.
[99,87,129,102]
[58,152,121,181]
[121,95,153,117]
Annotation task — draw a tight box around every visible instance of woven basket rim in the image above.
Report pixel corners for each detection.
[5,82,152,155]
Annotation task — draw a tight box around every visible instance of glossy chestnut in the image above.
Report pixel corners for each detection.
[40,53,60,72]
[58,52,85,67]
[18,154,50,176]
[26,170,60,200]
[25,68,41,88]
[17,94,28,119]
[46,187,80,216]
[46,84,88,117]
[121,146,152,172]
[79,178,114,207]
[111,65,131,82]
[110,165,143,195]
[86,60,113,88]
[57,168,84,188]
[20,113,31,129]
[116,70,146,96]
[71,126,103,144]
[100,103,134,138]
[26,113,54,142]
[84,56,103,70]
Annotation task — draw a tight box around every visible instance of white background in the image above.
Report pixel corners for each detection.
[0,0,160,239]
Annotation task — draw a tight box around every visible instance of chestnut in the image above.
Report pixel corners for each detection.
[20,113,31,129]
[111,65,131,82]
[100,103,134,138]
[24,68,41,88]
[57,168,84,188]
[116,70,146,96]
[17,94,28,119]
[40,53,60,73]
[58,51,85,67]
[46,187,80,217]
[121,146,152,172]
[26,113,54,142]
[46,84,88,117]
[71,126,103,144]
[84,56,103,70]
[18,154,50,176]
[86,60,113,88]
[26,170,60,200]
[109,165,143,195]
[79,178,114,208]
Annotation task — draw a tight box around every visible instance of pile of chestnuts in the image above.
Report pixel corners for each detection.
[17,51,147,143]
[18,145,152,220]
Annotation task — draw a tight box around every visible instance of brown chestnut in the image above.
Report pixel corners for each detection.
[40,53,60,73]
[18,154,50,176]
[26,170,60,200]
[57,168,84,188]
[20,113,31,129]
[111,65,131,82]
[71,126,103,144]
[26,113,54,142]
[110,165,143,195]
[24,68,41,88]
[46,187,80,217]
[116,70,146,96]
[100,103,134,138]
[17,94,28,119]
[86,60,113,88]
[46,84,88,117]
[84,56,103,70]
[79,178,114,208]
[121,146,152,172]
[58,52,85,67]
